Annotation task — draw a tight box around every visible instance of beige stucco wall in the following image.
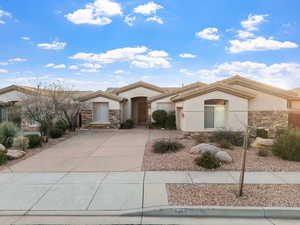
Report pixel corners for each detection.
[150,96,175,113]
[117,87,162,121]
[84,96,121,110]
[178,91,248,132]
[231,84,288,111]
[0,90,28,102]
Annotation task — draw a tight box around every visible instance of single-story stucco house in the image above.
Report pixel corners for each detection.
[0,75,300,135]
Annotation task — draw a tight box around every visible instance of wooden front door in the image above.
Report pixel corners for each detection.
[137,101,147,124]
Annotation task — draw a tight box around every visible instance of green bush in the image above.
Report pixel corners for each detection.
[120,119,134,129]
[195,152,221,169]
[256,129,268,138]
[0,122,20,148]
[153,139,184,153]
[49,127,64,139]
[257,148,269,157]
[55,120,68,132]
[152,110,168,128]
[25,134,42,148]
[0,153,8,165]
[209,130,244,147]
[272,128,300,161]
[165,111,176,130]
[13,136,29,151]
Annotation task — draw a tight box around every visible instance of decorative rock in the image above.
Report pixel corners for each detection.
[190,143,220,155]
[6,149,26,159]
[251,137,274,149]
[0,144,7,154]
[215,151,233,163]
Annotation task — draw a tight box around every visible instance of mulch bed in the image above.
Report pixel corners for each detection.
[167,184,300,207]
[0,131,79,171]
[142,137,300,171]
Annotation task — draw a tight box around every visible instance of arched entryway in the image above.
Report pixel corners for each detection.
[131,97,148,125]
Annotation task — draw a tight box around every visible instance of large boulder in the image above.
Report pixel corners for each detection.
[6,149,26,159]
[251,137,274,149]
[215,151,233,163]
[0,144,7,154]
[190,143,221,155]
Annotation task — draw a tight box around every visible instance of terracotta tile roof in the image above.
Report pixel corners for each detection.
[172,83,256,102]
[148,82,207,102]
[78,90,125,102]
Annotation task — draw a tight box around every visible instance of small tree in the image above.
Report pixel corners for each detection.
[20,84,57,141]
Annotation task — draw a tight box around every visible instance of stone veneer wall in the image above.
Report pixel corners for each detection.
[248,111,288,137]
[81,109,121,129]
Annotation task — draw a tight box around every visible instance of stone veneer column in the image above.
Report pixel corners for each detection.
[109,109,121,128]
[81,109,92,128]
[248,111,288,137]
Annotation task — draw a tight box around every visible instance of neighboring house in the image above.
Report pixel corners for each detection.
[289,87,300,128]
[0,75,298,135]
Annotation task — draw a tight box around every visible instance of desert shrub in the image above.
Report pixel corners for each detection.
[55,120,68,132]
[120,119,134,129]
[25,134,42,148]
[152,110,168,128]
[256,129,268,138]
[165,111,176,130]
[153,139,184,153]
[209,130,244,147]
[0,153,8,165]
[257,148,269,157]
[49,127,64,139]
[272,128,300,161]
[0,122,20,148]
[218,139,232,149]
[13,136,29,151]
[195,152,221,169]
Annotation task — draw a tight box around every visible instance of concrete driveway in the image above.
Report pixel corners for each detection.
[5,129,150,172]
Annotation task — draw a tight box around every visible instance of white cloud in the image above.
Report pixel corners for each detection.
[70,46,171,69]
[146,16,163,24]
[65,0,121,25]
[81,63,102,69]
[0,69,8,73]
[179,61,300,89]
[148,50,168,57]
[132,54,170,69]
[37,41,67,50]
[21,36,30,41]
[124,15,136,26]
[114,69,125,74]
[69,65,79,70]
[0,9,11,24]
[45,63,66,69]
[70,46,148,63]
[228,36,298,53]
[241,14,268,31]
[134,1,163,15]
[179,53,197,58]
[236,30,254,39]
[8,58,27,62]
[0,62,8,66]
[196,28,220,40]
[80,68,99,73]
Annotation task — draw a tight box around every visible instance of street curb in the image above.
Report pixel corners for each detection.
[126,206,300,219]
[1,206,300,219]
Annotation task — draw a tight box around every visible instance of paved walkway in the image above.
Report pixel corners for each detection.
[0,171,299,214]
[3,129,151,172]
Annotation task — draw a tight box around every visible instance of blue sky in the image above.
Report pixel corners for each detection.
[0,0,300,90]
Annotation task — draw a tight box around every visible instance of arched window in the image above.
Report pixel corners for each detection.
[204,99,228,129]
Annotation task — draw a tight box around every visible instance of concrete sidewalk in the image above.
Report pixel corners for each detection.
[0,171,299,215]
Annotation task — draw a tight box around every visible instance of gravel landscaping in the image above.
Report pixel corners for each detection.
[142,137,300,171]
[167,184,300,207]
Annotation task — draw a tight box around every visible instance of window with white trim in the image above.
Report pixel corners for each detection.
[204,99,227,129]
